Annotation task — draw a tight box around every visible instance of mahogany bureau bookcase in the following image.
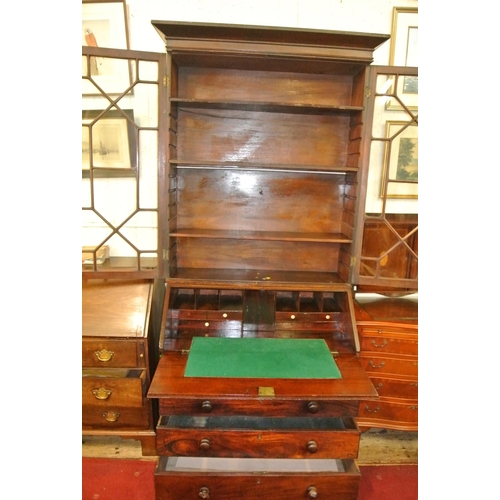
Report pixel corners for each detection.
[146,22,389,500]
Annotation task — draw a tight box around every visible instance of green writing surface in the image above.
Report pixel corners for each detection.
[184,337,341,379]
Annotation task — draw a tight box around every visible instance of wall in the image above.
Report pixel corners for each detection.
[125,0,418,63]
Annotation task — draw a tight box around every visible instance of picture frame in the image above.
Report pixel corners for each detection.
[386,7,418,111]
[380,121,418,199]
[82,109,137,178]
[82,0,131,96]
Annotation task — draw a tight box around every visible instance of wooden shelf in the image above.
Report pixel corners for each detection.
[171,160,357,174]
[167,268,350,288]
[170,228,352,243]
[171,98,363,115]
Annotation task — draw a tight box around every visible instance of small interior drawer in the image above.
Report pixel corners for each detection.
[82,369,147,407]
[82,339,145,368]
[156,416,359,459]
[154,456,360,500]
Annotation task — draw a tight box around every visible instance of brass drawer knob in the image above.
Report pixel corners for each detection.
[102,411,120,422]
[307,401,319,414]
[199,487,210,499]
[92,387,112,400]
[307,486,318,498]
[201,400,213,413]
[199,438,211,451]
[307,440,318,454]
[95,349,114,362]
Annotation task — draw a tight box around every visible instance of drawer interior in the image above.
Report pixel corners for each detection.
[158,456,347,473]
[159,415,355,431]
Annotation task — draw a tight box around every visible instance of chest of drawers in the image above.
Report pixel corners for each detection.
[82,278,164,456]
[354,295,418,431]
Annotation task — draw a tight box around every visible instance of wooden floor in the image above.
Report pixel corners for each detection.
[82,428,418,465]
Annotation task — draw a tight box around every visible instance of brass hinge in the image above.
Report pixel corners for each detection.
[350,256,356,267]
[365,86,371,97]
[163,76,170,88]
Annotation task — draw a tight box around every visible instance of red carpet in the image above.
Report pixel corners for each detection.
[82,458,417,500]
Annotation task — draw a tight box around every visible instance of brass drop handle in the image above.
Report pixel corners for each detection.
[307,486,318,498]
[201,400,213,413]
[92,388,112,400]
[364,405,380,413]
[368,360,385,369]
[199,438,211,451]
[103,411,120,422]
[371,339,388,348]
[308,401,319,414]
[307,440,318,454]
[95,349,114,362]
[199,486,210,499]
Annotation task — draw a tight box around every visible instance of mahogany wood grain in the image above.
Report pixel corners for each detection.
[177,67,356,107]
[156,416,359,458]
[154,457,361,500]
[148,351,377,402]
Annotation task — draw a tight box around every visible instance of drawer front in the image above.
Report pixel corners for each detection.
[369,376,418,400]
[82,339,145,368]
[359,333,417,356]
[156,416,359,459]
[359,353,418,377]
[82,370,147,407]
[82,404,151,428]
[159,398,360,418]
[155,457,360,500]
[357,399,418,427]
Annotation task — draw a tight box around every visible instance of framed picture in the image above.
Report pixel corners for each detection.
[380,121,418,199]
[82,109,137,177]
[82,0,131,95]
[386,7,418,111]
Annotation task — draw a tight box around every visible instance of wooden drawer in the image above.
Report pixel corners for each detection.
[156,416,359,459]
[159,398,361,419]
[154,456,360,500]
[82,339,145,368]
[82,369,147,407]
[82,404,151,428]
[369,375,418,400]
[359,329,417,356]
[357,399,418,428]
[359,352,418,377]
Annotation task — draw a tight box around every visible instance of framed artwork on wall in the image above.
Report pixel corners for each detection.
[82,109,137,177]
[386,7,418,111]
[82,0,131,95]
[380,121,418,199]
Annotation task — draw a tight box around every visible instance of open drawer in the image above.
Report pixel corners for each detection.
[156,415,360,458]
[154,456,360,500]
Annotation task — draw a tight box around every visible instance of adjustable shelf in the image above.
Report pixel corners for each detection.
[171,98,364,116]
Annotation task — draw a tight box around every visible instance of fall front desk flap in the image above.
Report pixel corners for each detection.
[184,337,341,379]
